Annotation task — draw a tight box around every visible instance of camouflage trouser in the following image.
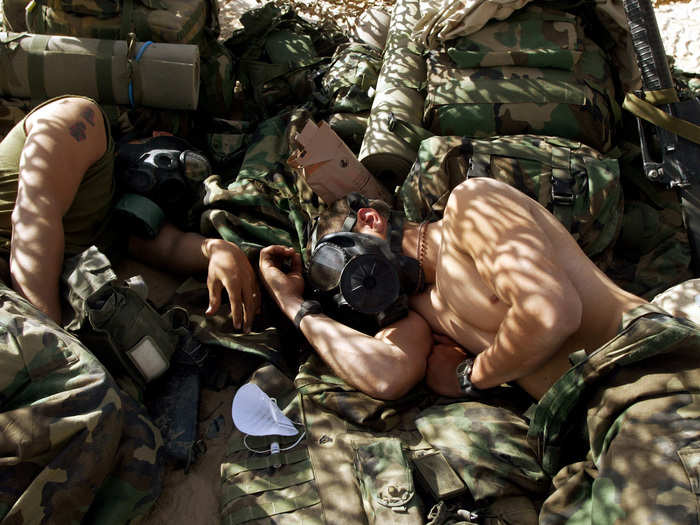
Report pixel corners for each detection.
[418,305,700,524]
[0,283,164,524]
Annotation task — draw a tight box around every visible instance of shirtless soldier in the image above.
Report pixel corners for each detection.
[260,177,700,524]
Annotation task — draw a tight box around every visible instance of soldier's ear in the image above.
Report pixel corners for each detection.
[356,207,387,236]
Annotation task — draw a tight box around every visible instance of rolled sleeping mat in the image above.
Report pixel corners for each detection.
[0,31,200,110]
[352,7,391,51]
[358,0,429,192]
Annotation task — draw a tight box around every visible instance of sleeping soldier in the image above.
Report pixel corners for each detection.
[259,179,700,524]
[0,96,260,522]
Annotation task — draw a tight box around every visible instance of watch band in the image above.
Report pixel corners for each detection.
[294,300,323,331]
[456,357,480,396]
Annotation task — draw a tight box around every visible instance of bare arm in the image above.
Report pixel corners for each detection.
[447,178,583,389]
[11,98,106,322]
[128,224,260,332]
[259,245,432,400]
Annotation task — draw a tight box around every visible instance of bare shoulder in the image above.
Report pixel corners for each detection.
[23,97,106,169]
[449,177,532,206]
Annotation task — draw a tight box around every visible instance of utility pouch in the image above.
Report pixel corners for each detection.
[61,245,182,391]
[354,437,423,524]
[410,450,468,502]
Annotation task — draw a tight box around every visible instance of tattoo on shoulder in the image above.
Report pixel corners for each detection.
[69,121,88,142]
[81,108,96,126]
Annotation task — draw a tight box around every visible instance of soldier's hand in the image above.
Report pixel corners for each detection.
[259,245,305,319]
[205,239,260,333]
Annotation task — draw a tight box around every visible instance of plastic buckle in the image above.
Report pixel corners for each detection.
[551,177,575,206]
[387,112,397,132]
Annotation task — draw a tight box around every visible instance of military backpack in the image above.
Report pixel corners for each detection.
[398,134,624,260]
[423,4,622,154]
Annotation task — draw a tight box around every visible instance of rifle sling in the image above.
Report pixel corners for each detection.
[623,91,700,145]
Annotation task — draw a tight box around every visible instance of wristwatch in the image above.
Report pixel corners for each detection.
[456,357,481,397]
[294,300,323,331]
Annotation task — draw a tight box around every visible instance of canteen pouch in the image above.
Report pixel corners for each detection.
[61,245,181,391]
[354,437,423,524]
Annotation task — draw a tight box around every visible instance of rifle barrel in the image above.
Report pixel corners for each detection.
[622,0,675,91]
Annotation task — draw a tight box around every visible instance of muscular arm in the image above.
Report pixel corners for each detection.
[299,310,432,399]
[260,245,432,400]
[446,178,582,389]
[10,98,106,322]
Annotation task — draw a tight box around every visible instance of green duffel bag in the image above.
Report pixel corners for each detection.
[398,134,623,260]
[23,0,218,44]
[423,5,621,153]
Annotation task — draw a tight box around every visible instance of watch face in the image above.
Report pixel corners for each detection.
[457,358,474,377]
[456,358,475,392]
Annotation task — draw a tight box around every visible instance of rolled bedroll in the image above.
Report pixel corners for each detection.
[357,0,428,192]
[0,31,200,110]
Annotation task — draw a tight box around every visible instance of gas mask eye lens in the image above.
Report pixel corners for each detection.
[180,150,212,182]
[340,254,400,314]
[153,152,177,168]
[309,243,347,292]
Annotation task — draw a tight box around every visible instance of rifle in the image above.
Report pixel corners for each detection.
[622,0,700,273]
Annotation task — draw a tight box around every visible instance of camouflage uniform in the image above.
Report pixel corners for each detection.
[0,282,164,523]
[417,304,700,523]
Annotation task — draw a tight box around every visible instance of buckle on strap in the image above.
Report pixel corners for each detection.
[551,175,575,206]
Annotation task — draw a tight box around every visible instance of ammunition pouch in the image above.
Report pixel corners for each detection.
[61,245,188,391]
[354,438,422,524]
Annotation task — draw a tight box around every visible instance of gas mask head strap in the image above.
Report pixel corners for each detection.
[340,192,370,233]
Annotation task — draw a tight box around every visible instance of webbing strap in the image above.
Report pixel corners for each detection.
[222,447,309,476]
[550,145,574,230]
[222,481,320,524]
[623,91,700,145]
[96,39,115,104]
[120,0,134,40]
[387,112,433,151]
[27,34,49,101]
[221,458,315,503]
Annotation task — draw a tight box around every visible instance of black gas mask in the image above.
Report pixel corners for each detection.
[115,135,211,211]
[115,135,212,237]
[307,193,424,334]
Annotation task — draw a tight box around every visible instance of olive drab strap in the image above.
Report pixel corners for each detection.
[623,90,700,145]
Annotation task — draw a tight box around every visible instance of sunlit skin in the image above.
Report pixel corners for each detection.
[260,178,648,400]
[10,97,260,330]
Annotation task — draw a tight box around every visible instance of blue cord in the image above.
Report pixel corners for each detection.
[128,40,153,107]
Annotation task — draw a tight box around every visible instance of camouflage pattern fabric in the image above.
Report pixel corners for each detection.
[58,0,120,17]
[197,108,325,264]
[297,355,436,525]
[0,282,164,523]
[424,6,621,154]
[355,438,424,524]
[398,134,623,261]
[220,365,323,525]
[295,353,437,432]
[25,0,219,44]
[530,304,700,523]
[419,304,700,523]
[321,42,383,115]
[168,277,299,378]
[607,155,693,299]
[224,2,347,121]
[415,391,550,504]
